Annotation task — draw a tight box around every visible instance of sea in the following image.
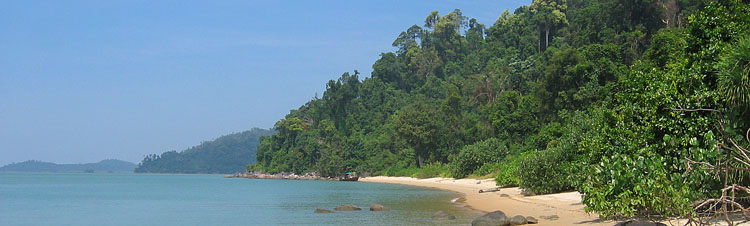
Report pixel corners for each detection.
[0,173,480,225]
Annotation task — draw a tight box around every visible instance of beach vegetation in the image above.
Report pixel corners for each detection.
[251,0,750,221]
[449,138,507,178]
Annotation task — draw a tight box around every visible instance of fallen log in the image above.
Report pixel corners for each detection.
[478,185,514,193]
[479,187,502,193]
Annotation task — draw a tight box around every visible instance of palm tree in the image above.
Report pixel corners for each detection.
[718,35,750,111]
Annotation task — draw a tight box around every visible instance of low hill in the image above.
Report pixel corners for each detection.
[0,159,136,173]
[135,128,275,174]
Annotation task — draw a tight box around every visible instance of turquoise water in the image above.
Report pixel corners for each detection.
[0,173,479,225]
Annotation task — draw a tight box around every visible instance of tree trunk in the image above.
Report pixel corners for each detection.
[537,28,541,53]
[545,24,550,49]
[418,154,424,168]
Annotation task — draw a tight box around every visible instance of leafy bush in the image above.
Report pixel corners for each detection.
[412,162,451,179]
[474,162,502,177]
[517,150,574,194]
[493,152,533,186]
[380,166,418,177]
[580,154,694,218]
[380,162,450,179]
[450,138,508,178]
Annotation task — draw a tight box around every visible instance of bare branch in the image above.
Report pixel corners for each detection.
[666,108,721,112]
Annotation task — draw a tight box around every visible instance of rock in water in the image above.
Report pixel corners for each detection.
[432,210,456,220]
[472,210,509,226]
[451,197,467,203]
[334,204,361,211]
[369,204,388,211]
[314,208,334,213]
[525,216,538,224]
[509,215,528,225]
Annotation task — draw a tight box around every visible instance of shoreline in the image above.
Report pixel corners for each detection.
[360,176,614,226]
[225,171,336,180]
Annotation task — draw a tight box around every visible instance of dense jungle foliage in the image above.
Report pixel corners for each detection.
[252,0,750,218]
[136,128,274,174]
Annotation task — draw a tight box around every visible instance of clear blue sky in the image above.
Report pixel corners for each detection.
[0,0,529,166]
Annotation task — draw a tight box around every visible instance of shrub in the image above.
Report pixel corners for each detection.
[474,162,502,177]
[412,162,450,179]
[380,162,450,179]
[381,166,418,177]
[517,150,573,194]
[493,152,533,186]
[450,138,508,178]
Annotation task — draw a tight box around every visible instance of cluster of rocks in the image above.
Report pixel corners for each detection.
[432,210,457,220]
[315,204,389,213]
[471,210,539,226]
[226,171,334,180]
[431,209,542,225]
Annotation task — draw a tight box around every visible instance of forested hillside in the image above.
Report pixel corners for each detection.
[136,128,274,174]
[252,0,750,219]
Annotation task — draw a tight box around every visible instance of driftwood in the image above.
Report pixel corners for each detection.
[479,185,514,193]
[677,108,750,226]
[479,187,501,193]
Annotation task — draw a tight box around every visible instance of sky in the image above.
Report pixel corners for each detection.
[0,0,530,166]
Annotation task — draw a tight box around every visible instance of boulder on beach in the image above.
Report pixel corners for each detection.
[521,189,536,196]
[432,210,456,220]
[472,210,509,226]
[525,216,538,224]
[314,208,334,213]
[334,204,361,211]
[510,215,528,225]
[369,204,388,211]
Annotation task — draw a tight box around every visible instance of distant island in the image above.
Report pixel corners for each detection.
[135,128,275,174]
[0,159,136,173]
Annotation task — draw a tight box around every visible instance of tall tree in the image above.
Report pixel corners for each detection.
[530,0,568,51]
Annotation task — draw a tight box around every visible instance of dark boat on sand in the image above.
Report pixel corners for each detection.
[340,172,359,181]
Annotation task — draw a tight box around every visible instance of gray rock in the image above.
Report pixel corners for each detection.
[432,210,456,220]
[521,189,536,196]
[614,220,667,226]
[509,215,528,225]
[472,210,509,226]
[369,204,388,211]
[314,208,334,213]
[334,204,361,211]
[525,216,538,224]
[500,194,510,198]
[539,215,559,221]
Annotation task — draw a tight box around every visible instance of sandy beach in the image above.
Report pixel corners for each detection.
[361,177,750,225]
[361,176,614,226]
